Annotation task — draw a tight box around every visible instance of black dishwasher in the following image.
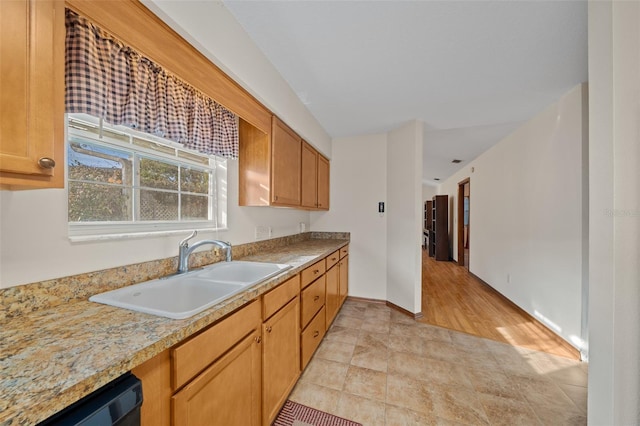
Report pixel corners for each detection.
[38,373,143,426]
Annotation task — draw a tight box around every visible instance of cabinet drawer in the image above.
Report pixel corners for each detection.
[340,245,349,259]
[263,274,300,320]
[301,307,326,369]
[325,250,340,270]
[301,259,325,289]
[300,275,325,328]
[172,300,261,390]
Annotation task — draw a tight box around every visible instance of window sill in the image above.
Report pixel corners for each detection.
[69,226,228,243]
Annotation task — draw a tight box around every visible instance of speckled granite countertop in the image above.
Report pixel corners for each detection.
[0,236,348,426]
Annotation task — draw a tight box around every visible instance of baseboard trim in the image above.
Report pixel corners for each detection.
[386,301,423,320]
[468,272,581,360]
[346,295,386,305]
[346,296,423,320]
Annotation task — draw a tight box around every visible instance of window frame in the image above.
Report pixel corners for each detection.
[66,113,228,242]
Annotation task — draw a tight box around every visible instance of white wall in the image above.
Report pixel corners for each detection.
[422,183,437,203]
[310,133,388,301]
[0,1,336,289]
[143,0,332,157]
[438,84,587,350]
[386,121,424,314]
[588,1,640,423]
[0,160,310,288]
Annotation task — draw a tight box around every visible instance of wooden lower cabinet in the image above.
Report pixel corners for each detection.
[325,264,340,328]
[300,275,325,327]
[262,297,300,425]
[132,252,350,426]
[339,255,349,305]
[172,329,262,426]
[132,349,171,426]
[301,307,326,369]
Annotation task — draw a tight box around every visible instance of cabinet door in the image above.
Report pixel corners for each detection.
[172,330,262,426]
[317,154,330,210]
[339,255,349,306]
[300,141,318,209]
[325,264,339,328]
[0,0,64,188]
[271,117,301,206]
[132,349,171,426]
[263,297,300,425]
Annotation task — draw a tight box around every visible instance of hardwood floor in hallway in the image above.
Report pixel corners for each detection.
[420,250,580,360]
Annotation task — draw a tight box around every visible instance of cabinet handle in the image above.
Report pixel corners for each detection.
[266,326,272,333]
[313,331,320,338]
[313,295,320,302]
[331,257,336,261]
[274,195,279,201]
[255,336,262,343]
[38,157,56,169]
[313,269,319,274]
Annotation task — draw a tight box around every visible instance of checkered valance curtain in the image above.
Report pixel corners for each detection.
[65,10,239,159]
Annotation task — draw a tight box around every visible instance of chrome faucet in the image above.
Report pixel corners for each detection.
[177,230,232,274]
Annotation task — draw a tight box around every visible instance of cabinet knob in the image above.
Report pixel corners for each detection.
[313,269,319,274]
[331,257,336,261]
[313,295,320,302]
[255,336,262,344]
[313,331,320,338]
[274,195,279,201]
[38,157,56,169]
[266,326,272,333]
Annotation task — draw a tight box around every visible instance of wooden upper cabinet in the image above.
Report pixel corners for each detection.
[271,117,302,207]
[0,0,65,189]
[301,142,318,209]
[317,154,330,210]
[301,141,330,211]
[239,119,271,206]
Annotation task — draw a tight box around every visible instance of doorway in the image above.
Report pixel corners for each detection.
[457,178,470,269]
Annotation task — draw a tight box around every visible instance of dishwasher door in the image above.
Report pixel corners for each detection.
[39,373,143,426]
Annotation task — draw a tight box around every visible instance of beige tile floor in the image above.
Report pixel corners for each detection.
[289,299,588,426]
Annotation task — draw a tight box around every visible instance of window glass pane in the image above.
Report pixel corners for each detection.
[139,157,178,190]
[67,113,227,237]
[140,190,179,221]
[181,167,210,194]
[68,140,131,184]
[69,182,131,222]
[181,194,209,220]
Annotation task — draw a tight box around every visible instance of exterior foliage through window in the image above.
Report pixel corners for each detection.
[67,113,227,239]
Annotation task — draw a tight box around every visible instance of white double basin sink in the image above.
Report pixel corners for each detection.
[89,261,291,319]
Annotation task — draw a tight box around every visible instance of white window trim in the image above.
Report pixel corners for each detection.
[66,114,228,242]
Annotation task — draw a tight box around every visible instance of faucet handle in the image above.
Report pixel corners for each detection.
[179,230,198,248]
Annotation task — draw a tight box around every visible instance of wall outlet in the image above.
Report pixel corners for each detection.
[255,226,272,240]
[299,222,306,233]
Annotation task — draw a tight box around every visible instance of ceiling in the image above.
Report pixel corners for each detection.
[155,1,588,185]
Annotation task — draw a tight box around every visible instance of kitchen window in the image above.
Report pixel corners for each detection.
[67,113,227,241]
